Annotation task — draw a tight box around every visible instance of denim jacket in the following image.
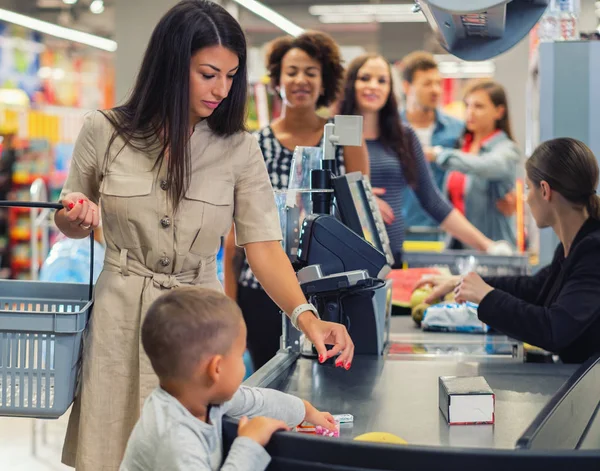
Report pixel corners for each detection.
[401,110,464,240]
[437,130,520,246]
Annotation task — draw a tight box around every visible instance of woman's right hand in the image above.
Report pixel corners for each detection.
[414,275,461,304]
[61,192,100,232]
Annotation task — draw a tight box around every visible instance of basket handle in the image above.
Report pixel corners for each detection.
[0,200,94,302]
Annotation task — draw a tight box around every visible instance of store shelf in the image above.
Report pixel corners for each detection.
[10,230,44,242]
[9,207,32,215]
[11,259,40,271]
[12,174,50,186]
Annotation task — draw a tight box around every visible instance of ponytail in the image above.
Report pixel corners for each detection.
[527,139,600,220]
[587,194,600,220]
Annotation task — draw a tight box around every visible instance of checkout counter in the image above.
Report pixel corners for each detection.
[228,116,600,468]
[228,355,599,470]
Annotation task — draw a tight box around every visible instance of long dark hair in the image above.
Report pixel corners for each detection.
[339,54,416,187]
[102,0,248,209]
[526,138,600,219]
[463,79,514,141]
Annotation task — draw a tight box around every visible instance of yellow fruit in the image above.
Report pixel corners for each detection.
[410,287,432,308]
[354,432,408,445]
[444,292,455,302]
[411,302,429,326]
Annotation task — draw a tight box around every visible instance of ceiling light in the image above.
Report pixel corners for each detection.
[317,13,426,24]
[62,0,78,5]
[0,8,116,51]
[310,3,426,24]
[89,0,104,14]
[232,0,304,37]
[309,4,418,16]
[434,54,495,78]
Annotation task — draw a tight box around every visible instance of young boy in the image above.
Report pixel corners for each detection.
[120,287,336,471]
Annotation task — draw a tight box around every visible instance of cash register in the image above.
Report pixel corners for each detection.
[280,116,394,356]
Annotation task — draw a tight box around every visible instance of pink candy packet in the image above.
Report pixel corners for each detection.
[315,422,340,438]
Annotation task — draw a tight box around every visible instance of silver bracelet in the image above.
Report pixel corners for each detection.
[290,303,320,331]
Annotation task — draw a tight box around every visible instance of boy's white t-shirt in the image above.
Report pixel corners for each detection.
[120,386,306,471]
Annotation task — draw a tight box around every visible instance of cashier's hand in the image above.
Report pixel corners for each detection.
[372,188,394,225]
[61,192,100,232]
[298,313,354,369]
[415,275,460,304]
[302,400,337,431]
[454,272,494,305]
[237,416,289,447]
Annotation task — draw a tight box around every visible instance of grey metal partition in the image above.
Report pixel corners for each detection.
[537,41,600,268]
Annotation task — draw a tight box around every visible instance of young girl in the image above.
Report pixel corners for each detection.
[439,79,520,248]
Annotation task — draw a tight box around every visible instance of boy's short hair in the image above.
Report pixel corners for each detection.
[142,287,243,380]
[401,51,438,84]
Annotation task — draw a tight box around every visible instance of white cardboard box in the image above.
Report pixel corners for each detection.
[439,375,495,425]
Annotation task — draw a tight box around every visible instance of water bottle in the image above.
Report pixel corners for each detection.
[538,9,559,42]
[555,0,579,41]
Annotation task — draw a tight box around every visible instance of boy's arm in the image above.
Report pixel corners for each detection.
[223,386,306,427]
[154,425,271,471]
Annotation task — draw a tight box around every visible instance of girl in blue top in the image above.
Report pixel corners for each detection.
[441,79,520,248]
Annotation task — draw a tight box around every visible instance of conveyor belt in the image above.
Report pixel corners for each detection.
[247,353,576,449]
[388,316,523,362]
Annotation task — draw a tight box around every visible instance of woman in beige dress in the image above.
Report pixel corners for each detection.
[54,2,354,469]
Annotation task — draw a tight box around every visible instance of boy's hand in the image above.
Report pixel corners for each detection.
[303,400,337,431]
[237,416,289,447]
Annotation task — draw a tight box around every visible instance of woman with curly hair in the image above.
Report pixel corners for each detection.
[224,31,368,370]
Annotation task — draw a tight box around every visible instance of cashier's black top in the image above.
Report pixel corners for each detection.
[480,218,600,364]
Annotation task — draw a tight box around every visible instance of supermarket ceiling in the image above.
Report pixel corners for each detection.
[0,0,421,39]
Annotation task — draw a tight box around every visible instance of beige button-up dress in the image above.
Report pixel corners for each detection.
[59,111,282,470]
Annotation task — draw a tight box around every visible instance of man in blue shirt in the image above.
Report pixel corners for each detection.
[400,51,464,241]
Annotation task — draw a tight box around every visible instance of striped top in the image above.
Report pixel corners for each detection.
[368,125,453,266]
[238,124,345,290]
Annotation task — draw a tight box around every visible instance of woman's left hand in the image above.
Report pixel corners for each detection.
[371,188,395,224]
[297,313,355,369]
[455,272,494,304]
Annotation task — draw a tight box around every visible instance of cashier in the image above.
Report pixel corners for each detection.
[420,138,600,364]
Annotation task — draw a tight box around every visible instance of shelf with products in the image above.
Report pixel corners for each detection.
[2,107,86,278]
[246,78,275,132]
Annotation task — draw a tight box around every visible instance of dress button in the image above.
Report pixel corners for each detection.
[159,257,171,267]
[160,216,171,228]
[160,180,168,191]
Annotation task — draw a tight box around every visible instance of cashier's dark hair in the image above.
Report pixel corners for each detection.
[142,287,243,380]
[100,0,247,210]
[266,30,344,109]
[339,54,417,187]
[526,138,600,219]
